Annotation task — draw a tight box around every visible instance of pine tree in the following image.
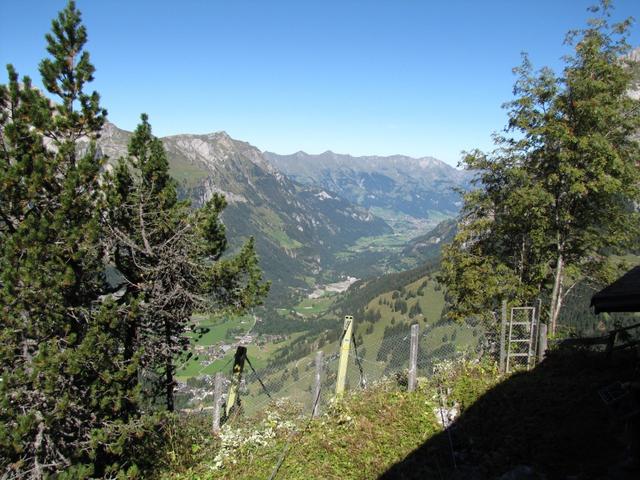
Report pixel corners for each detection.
[2,1,269,475]
[105,114,269,411]
[440,1,640,330]
[0,2,141,477]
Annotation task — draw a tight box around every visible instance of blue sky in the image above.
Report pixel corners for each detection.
[1,1,638,166]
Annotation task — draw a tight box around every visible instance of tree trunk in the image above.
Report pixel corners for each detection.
[123,314,138,414]
[548,252,564,335]
[519,236,526,285]
[123,303,137,363]
[165,360,174,411]
[553,280,564,333]
[165,321,174,412]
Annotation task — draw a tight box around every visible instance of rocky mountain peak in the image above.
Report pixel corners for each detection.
[94,121,131,160]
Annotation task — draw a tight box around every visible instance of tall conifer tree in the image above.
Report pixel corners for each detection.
[1,2,141,477]
[2,3,269,474]
[105,115,269,411]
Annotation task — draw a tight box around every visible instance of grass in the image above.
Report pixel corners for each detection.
[293,295,335,316]
[266,226,303,249]
[189,315,251,346]
[351,274,462,361]
[263,271,470,389]
[161,380,444,480]
[335,233,409,260]
[158,348,639,480]
[180,339,294,379]
[211,272,473,419]
[368,208,451,237]
[169,163,209,184]
[176,314,254,379]
[256,207,303,250]
[197,344,270,376]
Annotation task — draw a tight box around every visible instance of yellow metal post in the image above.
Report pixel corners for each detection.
[335,315,353,397]
[225,346,247,417]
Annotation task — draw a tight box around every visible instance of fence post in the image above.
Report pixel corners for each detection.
[335,315,353,397]
[313,351,323,417]
[538,323,548,363]
[407,324,419,392]
[499,300,507,373]
[212,372,223,434]
[225,346,247,417]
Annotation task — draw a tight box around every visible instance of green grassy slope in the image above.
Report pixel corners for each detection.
[176,315,255,379]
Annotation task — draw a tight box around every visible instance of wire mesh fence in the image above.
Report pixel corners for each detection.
[206,314,639,430]
[240,349,340,416]
[555,281,640,339]
[176,318,502,426]
[171,272,640,418]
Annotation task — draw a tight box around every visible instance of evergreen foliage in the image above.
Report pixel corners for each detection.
[0,3,141,476]
[105,114,269,412]
[440,1,640,329]
[0,1,268,476]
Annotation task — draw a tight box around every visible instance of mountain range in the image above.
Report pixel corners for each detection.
[96,123,392,303]
[96,123,470,304]
[264,150,471,221]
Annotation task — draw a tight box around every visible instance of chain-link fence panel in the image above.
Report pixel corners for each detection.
[178,318,501,423]
[553,281,640,339]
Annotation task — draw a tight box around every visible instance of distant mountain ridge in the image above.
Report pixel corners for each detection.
[263,150,472,219]
[96,123,392,304]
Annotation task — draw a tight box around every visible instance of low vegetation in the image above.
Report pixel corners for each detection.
[157,358,492,480]
[153,347,638,480]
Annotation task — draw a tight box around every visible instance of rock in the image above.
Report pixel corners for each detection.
[497,465,546,480]
[434,403,459,428]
